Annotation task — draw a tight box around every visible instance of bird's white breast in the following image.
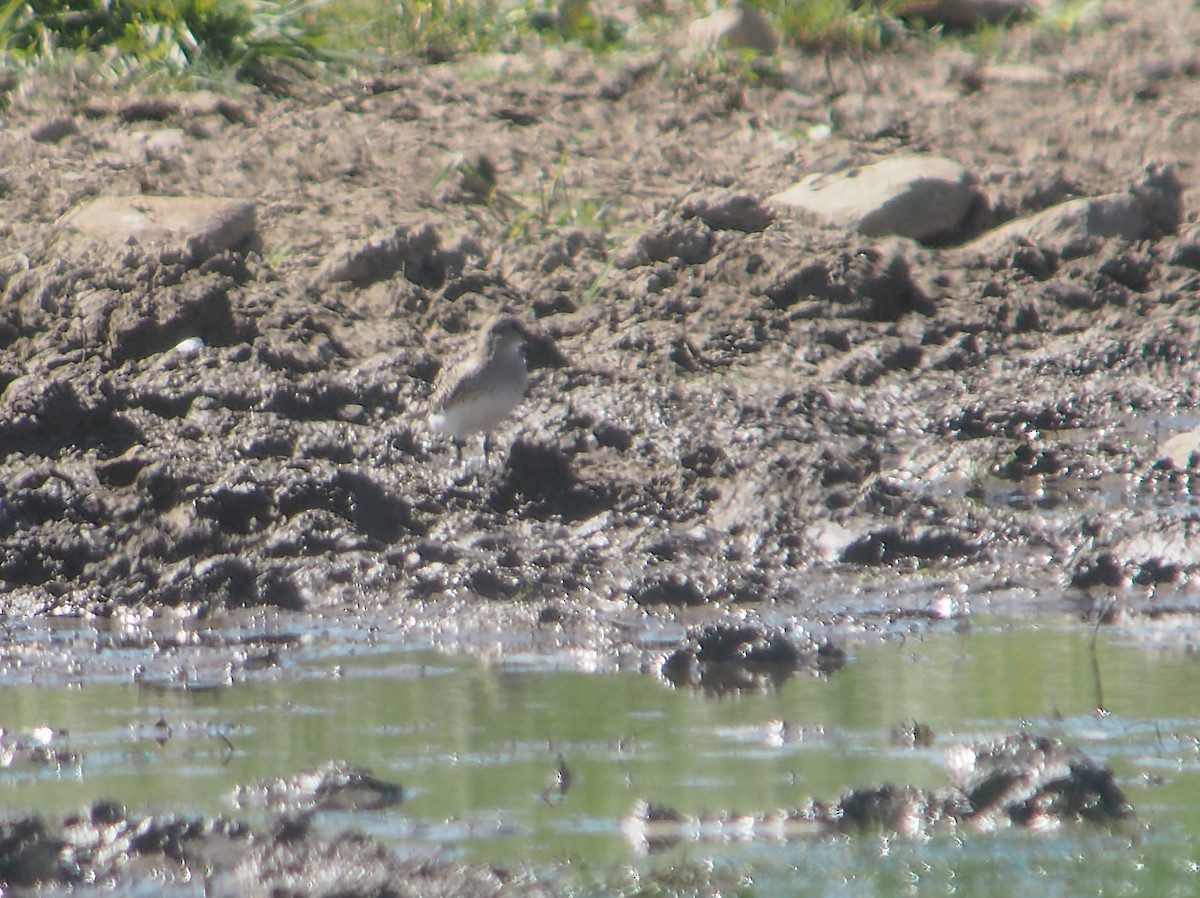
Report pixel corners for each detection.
[428,344,528,438]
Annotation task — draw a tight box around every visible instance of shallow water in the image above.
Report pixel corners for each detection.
[3,619,1200,893]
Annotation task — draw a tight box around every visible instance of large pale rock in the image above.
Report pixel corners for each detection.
[63,195,256,263]
[770,156,980,241]
[687,3,780,55]
[1160,427,1200,469]
[960,164,1182,257]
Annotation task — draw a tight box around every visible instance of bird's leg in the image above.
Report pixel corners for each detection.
[483,432,492,463]
[377,434,391,467]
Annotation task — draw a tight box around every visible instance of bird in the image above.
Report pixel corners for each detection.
[427,315,531,460]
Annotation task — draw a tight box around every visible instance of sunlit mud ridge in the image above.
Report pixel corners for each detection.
[623,733,1134,853]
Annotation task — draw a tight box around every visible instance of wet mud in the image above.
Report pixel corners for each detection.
[3,1,1200,649]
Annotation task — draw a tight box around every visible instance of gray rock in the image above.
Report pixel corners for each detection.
[30,116,79,144]
[687,3,780,56]
[62,195,257,264]
[770,156,981,241]
[960,164,1182,257]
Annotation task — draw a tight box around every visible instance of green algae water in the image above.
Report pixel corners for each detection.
[3,620,1200,895]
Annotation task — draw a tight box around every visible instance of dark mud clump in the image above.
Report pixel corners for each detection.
[231,760,405,813]
[0,802,540,897]
[625,732,1134,852]
[946,732,1135,830]
[0,802,251,891]
[661,622,846,693]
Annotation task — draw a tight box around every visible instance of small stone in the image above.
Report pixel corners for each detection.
[82,98,113,118]
[770,155,981,242]
[30,116,78,144]
[141,128,188,160]
[172,337,205,357]
[339,403,366,423]
[980,63,1060,87]
[687,3,780,55]
[181,91,252,124]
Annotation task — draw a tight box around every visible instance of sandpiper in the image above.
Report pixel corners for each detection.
[427,315,531,459]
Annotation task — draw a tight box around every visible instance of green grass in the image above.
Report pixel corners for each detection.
[319,0,513,61]
[1037,0,1102,35]
[429,146,621,285]
[433,148,613,242]
[318,0,629,61]
[0,0,1081,87]
[0,0,638,82]
[0,0,329,83]
[747,0,911,51]
[434,148,614,238]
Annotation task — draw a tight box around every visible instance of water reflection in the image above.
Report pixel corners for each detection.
[660,622,847,694]
[0,622,1198,878]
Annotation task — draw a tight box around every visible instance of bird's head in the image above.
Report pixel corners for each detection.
[484,315,528,352]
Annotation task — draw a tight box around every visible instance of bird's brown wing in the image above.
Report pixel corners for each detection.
[428,356,489,413]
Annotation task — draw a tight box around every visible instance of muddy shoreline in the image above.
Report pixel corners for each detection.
[4,2,1200,639]
[0,731,1134,894]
